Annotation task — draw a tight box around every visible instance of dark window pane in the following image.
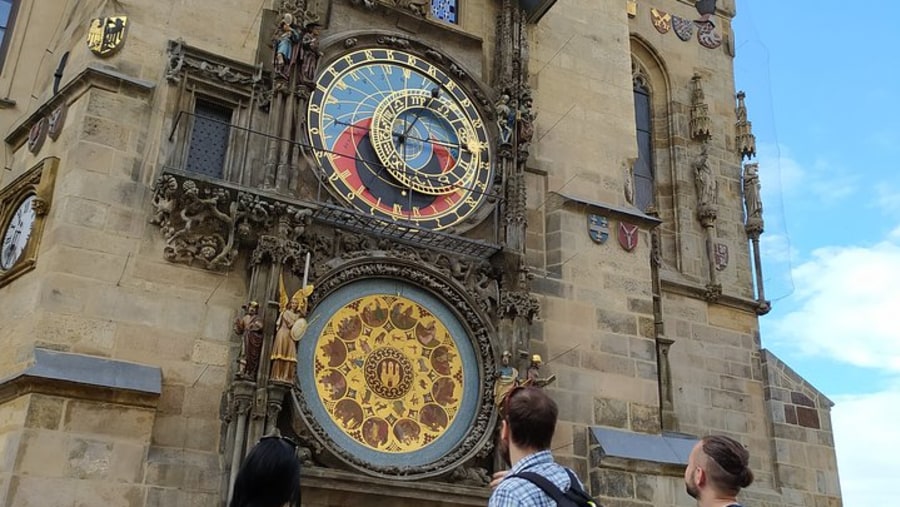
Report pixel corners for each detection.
[432,0,457,23]
[0,1,11,27]
[186,100,232,179]
[633,83,654,211]
[634,89,651,132]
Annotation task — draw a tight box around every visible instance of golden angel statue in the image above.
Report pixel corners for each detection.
[270,274,314,383]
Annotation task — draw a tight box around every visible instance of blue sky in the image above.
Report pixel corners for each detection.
[732,2,900,504]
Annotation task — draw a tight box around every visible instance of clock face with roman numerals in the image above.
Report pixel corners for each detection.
[307,48,493,231]
[1,195,36,271]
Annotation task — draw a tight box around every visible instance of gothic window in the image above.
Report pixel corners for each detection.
[0,0,19,70]
[431,0,458,24]
[633,74,654,212]
[185,99,233,179]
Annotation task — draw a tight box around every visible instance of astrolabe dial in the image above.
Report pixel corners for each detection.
[307,47,493,230]
[369,89,482,195]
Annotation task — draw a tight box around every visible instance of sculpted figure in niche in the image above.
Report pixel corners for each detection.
[234,301,264,379]
[524,354,556,388]
[693,143,717,208]
[273,14,301,80]
[742,162,763,221]
[496,94,514,145]
[270,280,315,383]
[299,23,323,84]
[493,350,519,407]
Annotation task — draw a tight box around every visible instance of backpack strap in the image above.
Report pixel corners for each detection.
[510,471,568,504]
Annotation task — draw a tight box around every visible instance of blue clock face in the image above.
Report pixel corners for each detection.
[308,48,493,230]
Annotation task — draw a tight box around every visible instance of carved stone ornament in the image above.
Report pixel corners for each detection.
[165,39,263,88]
[735,91,757,160]
[300,229,500,318]
[150,173,315,270]
[689,73,711,141]
[350,0,429,19]
[290,258,498,479]
[714,242,728,271]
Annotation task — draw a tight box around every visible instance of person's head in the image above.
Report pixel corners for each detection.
[501,350,511,366]
[248,301,259,315]
[499,386,558,464]
[684,435,754,502]
[230,436,302,507]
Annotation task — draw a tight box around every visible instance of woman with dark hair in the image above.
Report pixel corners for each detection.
[230,436,302,507]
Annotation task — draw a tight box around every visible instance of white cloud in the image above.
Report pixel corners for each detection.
[832,386,900,505]
[769,236,900,371]
[876,183,900,216]
[755,143,858,204]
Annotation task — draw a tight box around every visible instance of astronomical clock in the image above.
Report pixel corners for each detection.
[289,33,501,479]
[307,43,494,232]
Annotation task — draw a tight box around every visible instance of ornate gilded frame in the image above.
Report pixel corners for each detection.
[0,157,59,288]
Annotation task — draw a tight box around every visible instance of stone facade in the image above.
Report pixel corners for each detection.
[0,1,840,507]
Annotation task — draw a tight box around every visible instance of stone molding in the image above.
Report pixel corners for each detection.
[660,272,769,315]
[302,465,490,505]
[0,348,161,408]
[5,64,156,149]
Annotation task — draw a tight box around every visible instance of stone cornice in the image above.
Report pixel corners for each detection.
[5,64,156,149]
[301,466,490,505]
[0,348,161,408]
[551,191,663,229]
[660,272,768,315]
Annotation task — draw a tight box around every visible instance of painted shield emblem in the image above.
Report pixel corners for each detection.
[588,215,610,244]
[714,243,728,271]
[27,118,48,154]
[696,20,722,49]
[48,104,68,141]
[672,16,694,41]
[617,222,639,252]
[650,8,672,34]
[87,16,128,57]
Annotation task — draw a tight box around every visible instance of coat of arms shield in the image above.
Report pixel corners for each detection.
[588,214,610,244]
[714,242,729,271]
[87,16,129,57]
[617,222,639,252]
[672,15,694,41]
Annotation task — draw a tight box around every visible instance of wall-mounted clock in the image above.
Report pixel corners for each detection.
[0,157,58,288]
[307,47,494,231]
[1,195,37,270]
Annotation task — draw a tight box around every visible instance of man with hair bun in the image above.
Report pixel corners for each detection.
[684,435,754,506]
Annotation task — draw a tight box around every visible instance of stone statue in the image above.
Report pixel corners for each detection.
[270,280,315,383]
[299,23,323,84]
[273,14,301,80]
[496,94,514,145]
[234,301,264,378]
[692,144,717,208]
[524,354,556,388]
[516,94,536,147]
[493,351,519,407]
[742,162,762,222]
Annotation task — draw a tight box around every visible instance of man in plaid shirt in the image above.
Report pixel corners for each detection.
[489,386,589,506]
